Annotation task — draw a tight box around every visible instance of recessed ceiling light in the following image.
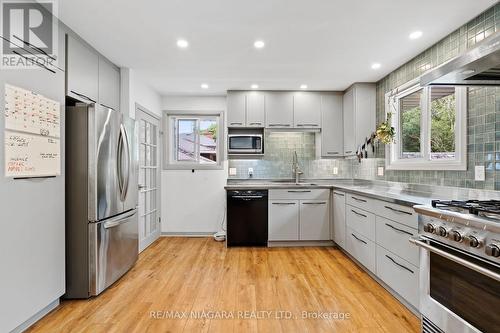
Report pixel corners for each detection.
[409,31,423,40]
[251,84,259,89]
[300,84,308,89]
[254,40,265,49]
[371,63,381,70]
[176,39,189,48]
[201,83,209,89]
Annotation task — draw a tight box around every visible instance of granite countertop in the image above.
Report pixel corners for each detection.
[225,179,500,207]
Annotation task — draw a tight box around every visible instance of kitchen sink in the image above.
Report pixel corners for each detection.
[269,180,318,186]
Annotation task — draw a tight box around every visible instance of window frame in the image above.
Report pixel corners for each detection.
[163,111,224,170]
[385,78,467,171]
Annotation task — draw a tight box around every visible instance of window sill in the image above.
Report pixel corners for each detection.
[163,164,224,171]
[385,159,467,171]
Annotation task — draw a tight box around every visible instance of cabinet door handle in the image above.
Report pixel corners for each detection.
[230,122,243,125]
[351,196,367,203]
[385,223,414,236]
[327,151,339,155]
[70,90,96,103]
[269,124,290,127]
[385,255,414,274]
[351,233,367,245]
[302,202,326,205]
[351,209,367,218]
[384,206,413,216]
[272,202,296,205]
[345,151,353,154]
[287,190,311,193]
[249,122,262,125]
[296,124,318,127]
[334,192,345,196]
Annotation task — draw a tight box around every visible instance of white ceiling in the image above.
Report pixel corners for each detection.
[58,0,497,96]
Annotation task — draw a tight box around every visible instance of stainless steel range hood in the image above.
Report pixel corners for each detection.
[421,31,500,86]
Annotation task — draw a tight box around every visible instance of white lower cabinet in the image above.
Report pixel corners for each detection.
[333,191,346,248]
[376,245,419,308]
[269,200,300,241]
[299,201,329,240]
[268,189,330,241]
[346,228,376,272]
[335,191,420,310]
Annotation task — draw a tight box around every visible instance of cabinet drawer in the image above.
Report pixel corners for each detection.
[269,189,329,200]
[346,228,376,273]
[346,193,374,211]
[376,217,419,266]
[346,205,375,241]
[374,200,417,229]
[376,245,419,308]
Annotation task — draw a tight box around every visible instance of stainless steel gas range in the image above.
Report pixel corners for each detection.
[412,200,500,333]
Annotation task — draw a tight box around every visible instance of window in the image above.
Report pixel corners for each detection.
[386,79,467,170]
[164,112,224,170]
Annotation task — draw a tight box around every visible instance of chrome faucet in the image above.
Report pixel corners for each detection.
[292,150,303,184]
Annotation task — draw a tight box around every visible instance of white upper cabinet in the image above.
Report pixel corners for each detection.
[265,92,294,128]
[246,92,265,127]
[293,92,321,128]
[66,35,99,103]
[321,93,343,157]
[227,91,246,127]
[343,88,356,156]
[98,57,120,111]
[342,83,376,156]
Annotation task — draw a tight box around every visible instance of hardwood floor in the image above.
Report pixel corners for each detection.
[28,237,420,333]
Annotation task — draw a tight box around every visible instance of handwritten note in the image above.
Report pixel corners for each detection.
[4,84,61,177]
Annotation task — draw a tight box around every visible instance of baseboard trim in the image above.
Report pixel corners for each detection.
[10,298,60,333]
[268,240,335,247]
[161,232,215,237]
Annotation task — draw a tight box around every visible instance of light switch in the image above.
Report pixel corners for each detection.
[229,167,237,176]
[377,167,384,177]
[248,168,254,177]
[475,165,485,181]
[333,167,339,175]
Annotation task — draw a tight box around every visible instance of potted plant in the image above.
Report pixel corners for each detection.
[375,112,396,144]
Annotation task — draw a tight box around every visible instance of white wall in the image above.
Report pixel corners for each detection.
[161,95,227,234]
[120,68,162,118]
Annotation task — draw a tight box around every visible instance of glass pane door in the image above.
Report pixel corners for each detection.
[137,108,161,252]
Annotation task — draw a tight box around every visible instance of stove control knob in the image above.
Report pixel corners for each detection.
[450,230,463,242]
[438,226,449,237]
[466,235,483,248]
[485,244,500,258]
[423,223,436,233]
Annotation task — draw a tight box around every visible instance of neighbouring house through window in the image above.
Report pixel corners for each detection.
[164,112,224,170]
[385,78,467,170]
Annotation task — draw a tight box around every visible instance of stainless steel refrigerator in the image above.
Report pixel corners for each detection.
[65,103,138,298]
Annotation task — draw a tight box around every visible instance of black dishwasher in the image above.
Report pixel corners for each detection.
[226,190,268,247]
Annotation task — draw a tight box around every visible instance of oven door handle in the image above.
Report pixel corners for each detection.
[410,237,500,282]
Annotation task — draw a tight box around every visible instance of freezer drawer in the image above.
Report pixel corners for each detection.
[89,209,138,296]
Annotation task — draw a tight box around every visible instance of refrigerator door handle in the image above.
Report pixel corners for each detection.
[120,123,131,202]
[117,127,124,199]
[103,209,137,229]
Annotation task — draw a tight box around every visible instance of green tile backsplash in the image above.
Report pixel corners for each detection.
[229,4,500,191]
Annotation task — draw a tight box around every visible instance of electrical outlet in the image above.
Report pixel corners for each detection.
[248,168,254,177]
[377,167,384,177]
[475,165,485,181]
[333,167,339,175]
[229,167,237,176]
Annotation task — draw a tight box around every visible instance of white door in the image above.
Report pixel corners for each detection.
[136,106,161,252]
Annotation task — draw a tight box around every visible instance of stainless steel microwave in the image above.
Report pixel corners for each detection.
[228,134,263,154]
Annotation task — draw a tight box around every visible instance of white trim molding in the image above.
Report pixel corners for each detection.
[385,79,467,171]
